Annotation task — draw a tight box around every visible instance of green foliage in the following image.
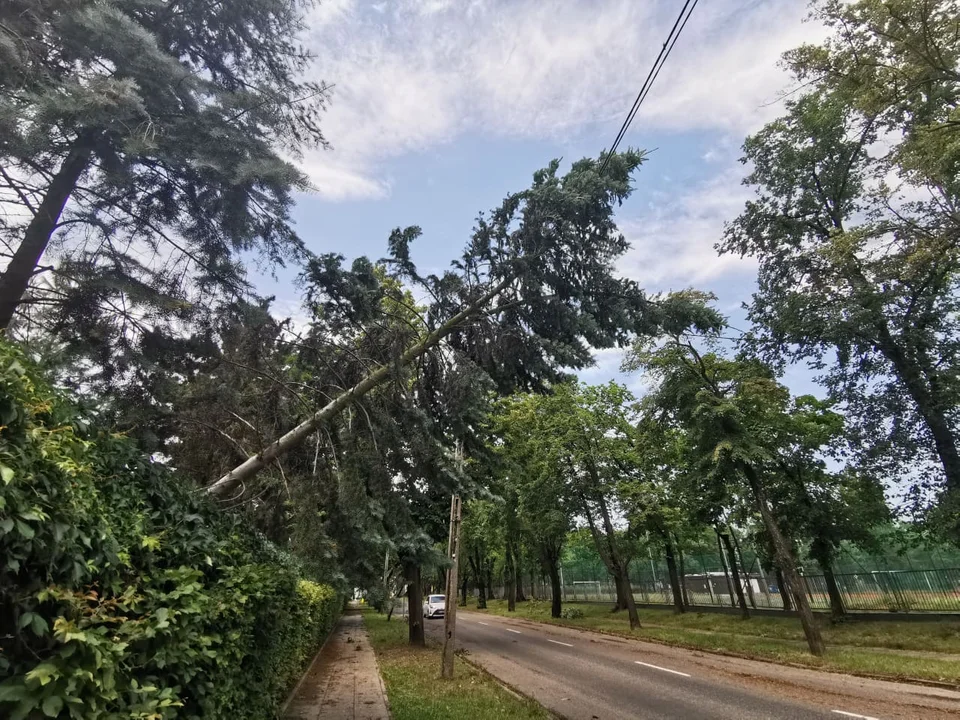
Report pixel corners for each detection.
[0,339,339,719]
[559,607,584,620]
[718,0,960,532]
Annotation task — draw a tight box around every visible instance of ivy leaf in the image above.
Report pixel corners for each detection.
[41,694,62,717]
[31,614,49,637]
[0,464,13,484]
[17,612,34,630]
[14,520,34,539]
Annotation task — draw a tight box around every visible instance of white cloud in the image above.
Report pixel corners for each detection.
[618,166,757,292]
[299,0,820,199]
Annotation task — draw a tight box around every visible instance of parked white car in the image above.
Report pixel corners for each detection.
[423,594,445,619]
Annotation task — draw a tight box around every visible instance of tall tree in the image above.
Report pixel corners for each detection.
[0,0,328,434]
[207,150,693,498]
[718,0,960,534]
[492,392,573,618]
[627,327,832,655]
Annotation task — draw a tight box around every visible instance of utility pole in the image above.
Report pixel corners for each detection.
[441,492,463,679]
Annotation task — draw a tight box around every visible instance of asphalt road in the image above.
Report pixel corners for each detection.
[424,610,960,720]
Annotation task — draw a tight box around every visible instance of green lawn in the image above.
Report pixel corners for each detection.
[363,611,553,720]
[474,599,960,685]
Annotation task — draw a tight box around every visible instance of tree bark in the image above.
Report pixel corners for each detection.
[663,533,686,614]
[676,540,691,608]
[460,576,468,607]
[0,133,96,329]
[720,532,750,619]
[729,526,758,610]
[547,555,563,618]
[505,542,517,612]
[515,559,527,602]
[716,530,737,607]
[742,464,825,655]
[812,545,846,620]
[405,563,425,647]
[776,567,793,611]
[614,569,641,629]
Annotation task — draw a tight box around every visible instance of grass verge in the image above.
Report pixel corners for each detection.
[363,610,552,720]
[474,599,960,685]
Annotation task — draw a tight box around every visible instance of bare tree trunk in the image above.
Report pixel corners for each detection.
[716,530,737,607]
[505,543,517,612]
[460,576,468,607]
[721,532,750,619]
[776,567,793,611]
[812,545,846,621]
[729,526,757,609]
[676,540,691,608]
[614,569,641,629]
[515,558,526,602]
[547,557,563,619]
[405,563,425,647]
[742,464,824,656]
[0,133,96,329]
[663,533,686,614]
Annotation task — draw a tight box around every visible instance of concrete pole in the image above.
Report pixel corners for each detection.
[441,492,462,679]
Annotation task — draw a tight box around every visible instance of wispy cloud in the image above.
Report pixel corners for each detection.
[619,166,757,292]
[298,0,818,199]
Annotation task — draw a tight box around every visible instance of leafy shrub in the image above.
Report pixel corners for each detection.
[560,607,584,619]
[0,342,340,719]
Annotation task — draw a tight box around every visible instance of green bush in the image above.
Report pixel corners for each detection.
[560,607,584,619]
[0,342,340,719]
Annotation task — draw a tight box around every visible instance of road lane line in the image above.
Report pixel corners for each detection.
[831,712,879,720]
[634,661,690,677]
[477,621,490,626]
[546,639,573,647]
[506,628,522,634]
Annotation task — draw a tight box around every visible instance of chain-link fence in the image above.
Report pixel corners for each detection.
[491,567,960,613]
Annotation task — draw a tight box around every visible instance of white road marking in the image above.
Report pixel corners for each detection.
[506,628,522,634]
[546,639,573,647]
[831,712,879,720]
[634,661,690,677]
[477,621,490,626]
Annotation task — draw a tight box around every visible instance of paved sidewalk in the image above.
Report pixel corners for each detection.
[283,611,390,720]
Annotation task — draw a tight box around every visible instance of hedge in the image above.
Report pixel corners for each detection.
[0,341,340,719]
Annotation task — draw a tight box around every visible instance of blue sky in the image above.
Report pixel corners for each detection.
[255,0,826,398]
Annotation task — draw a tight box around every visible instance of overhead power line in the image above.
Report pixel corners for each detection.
[598,0,701,175]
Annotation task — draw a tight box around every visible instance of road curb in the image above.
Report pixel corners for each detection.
[456,650,567,720]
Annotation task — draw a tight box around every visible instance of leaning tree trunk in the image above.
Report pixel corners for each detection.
[208,273,517,498]
[405,563,425,647]
[776,567,793,611]
[742,464,825,656]
[663,533,686,614]
[613,568,641,629]
[720,532,750,619]
[716,530,737,607]
[676,541,691,608]
[0,133,96,330]
[729,526,758,609]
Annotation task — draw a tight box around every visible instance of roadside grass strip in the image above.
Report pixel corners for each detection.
[363,611,552,720]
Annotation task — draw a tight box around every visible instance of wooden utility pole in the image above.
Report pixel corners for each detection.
[441,492,463,679]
